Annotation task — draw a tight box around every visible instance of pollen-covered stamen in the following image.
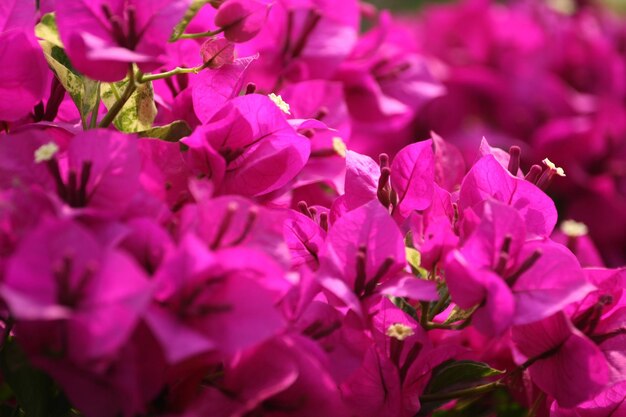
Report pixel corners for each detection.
[210,202,238,249]
[354,245,368,295]
[561,219,588,237]
[561,219,589,252]
[573,294,613,336]
[506,249,542,287]
[494,234,513,275]
[229,206,258,246]
[525,164,543,184]
[34,142,60,164]
[536,158,566,190]
[244,82,257,95]
[363,257,395,296]
[268,93,291,115]
[508,146,521,175]
[386,323,415,341]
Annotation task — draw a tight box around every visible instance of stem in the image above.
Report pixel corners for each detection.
[420,381,503,403]
[420,301,430,328]
[138,66,203,83]
[429,292,450,321]
[526,392,546,417]
[89,83,101,129]
[98,67,136,128]
[176,27,224,40]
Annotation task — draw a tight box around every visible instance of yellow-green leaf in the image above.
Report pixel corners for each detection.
[101,77,157,132]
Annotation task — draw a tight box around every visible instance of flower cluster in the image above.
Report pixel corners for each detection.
[0,1,624,417]
[411,0,626,266]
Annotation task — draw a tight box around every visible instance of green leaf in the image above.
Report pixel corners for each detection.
[170,0,212,41]
[443,305,478,325]
[391,296,419,322]
[36,13,100,126]
[0,339,55,417]
[424,360,504,396]
[405,247,421,269]
[101,77,157,132]
[35,13,62,48]
[138,120,193,141]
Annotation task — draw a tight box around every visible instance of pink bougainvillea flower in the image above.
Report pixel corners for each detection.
[186,335,347,417]
[1,219,151,362]
[512,312,610,408]
[320,200,406,299]
[179,195,289,266]
[445,200,593,335]
[0,129,141,216]
[146,233,286,363]
[236,0,360,91]
[183,94,310,197]
[459,154,558,237]
[55,0,191,81]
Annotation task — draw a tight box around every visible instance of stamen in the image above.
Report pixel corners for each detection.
[332,137,347,157]
[229,207,258,246]
[67,171,78,207]
[354,246,367,295]
[525,164,542,184]
[507,249,542,286]
[507,146,521,175]
[377,167,391,208]
[319,212,328,231]
[126,6,138,49]
[244,82,257,95]
[35,142,60,163]
[102,5,127,47]
[46,159,67,201]
[314,106,329,120]
[297,200,312,218]
[77,161,93,207]
[290,10,321,59]
[308,207,318,221]
[210,202,238,249]
[536,158,566,190]
[268,93,291,115]
[386,323,414,341]
[494,234,513,274]
[363,257,395,296]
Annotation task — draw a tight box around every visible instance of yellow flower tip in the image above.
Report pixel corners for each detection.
[332,137,347,158]
[386,323,414,341]
[542,158,566,177]
[34,142,59,163]
[268,93,291,115]
[561,219,588,237]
